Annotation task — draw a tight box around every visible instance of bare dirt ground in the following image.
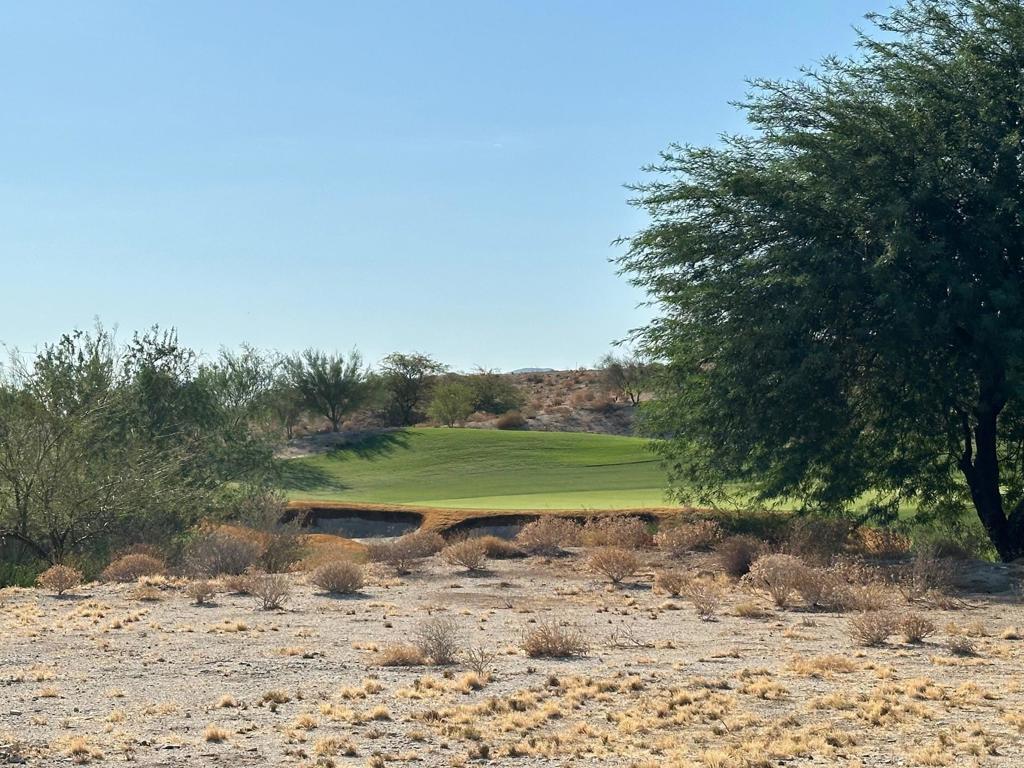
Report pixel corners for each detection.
[3,550,1023,767]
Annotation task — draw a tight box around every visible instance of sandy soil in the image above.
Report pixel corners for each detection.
[2,550,1023,767]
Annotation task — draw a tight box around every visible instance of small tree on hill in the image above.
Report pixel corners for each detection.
[380,352,447,426]
[428,378,475,427]
[285,349,371,432]
[598,350,651,406]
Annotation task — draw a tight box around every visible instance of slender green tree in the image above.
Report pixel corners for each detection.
[619,0,1024,560]
[380,352,447,426]
[285,349,371,432]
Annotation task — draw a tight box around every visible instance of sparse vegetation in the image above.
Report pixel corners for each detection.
[310,560,364,594]
[36,564,83,596]
[441,538,489,572]
[249,573,291,610]
[521,619,590,658]
[587,547,640,584]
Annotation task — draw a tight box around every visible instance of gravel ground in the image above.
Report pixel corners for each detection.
[2,551,1023,767]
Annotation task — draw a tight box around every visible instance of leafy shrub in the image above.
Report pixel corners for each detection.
[898,612,936,643]
[580,516,652,549]
[310,560,364,594]
[654,569,689,596]
[655,520,722,556]
[441,538,489,572]
[259,527,307,573]
[414,617,461,665]
[186,528,262,577]
[100,553,166,583]
[716,535,766,577]
[185,580,218,605]
[514,517,581,555]
[37,564,83,596]
[848,611,898,646]
[494,411,527,430]
[249,573,291,610]
[521,619,590,658]
[587,547,640,584]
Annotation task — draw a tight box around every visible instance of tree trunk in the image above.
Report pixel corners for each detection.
[959,385,1023,562]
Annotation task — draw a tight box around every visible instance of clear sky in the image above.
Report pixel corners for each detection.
[0,1,884,371]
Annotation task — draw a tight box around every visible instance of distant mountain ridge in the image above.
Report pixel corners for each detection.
[511,367,556,374]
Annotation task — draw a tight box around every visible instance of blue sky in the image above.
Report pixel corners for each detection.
[0,1,883,371]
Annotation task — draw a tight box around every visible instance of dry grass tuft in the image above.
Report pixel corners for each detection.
[521,619,590,658]
[203,724,230,742]
[376,644,427,667]
[184,579,218,605]
[898,612,937,644]
[849,611,898,647]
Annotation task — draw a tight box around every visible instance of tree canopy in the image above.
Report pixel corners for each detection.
[618,0,1024,560]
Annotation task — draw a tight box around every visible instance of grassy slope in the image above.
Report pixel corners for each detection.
[279,428,672,509]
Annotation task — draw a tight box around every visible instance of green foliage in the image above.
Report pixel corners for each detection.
[466,369,524,414]
[428,378,475,427]
[380,352,447,426]
[618,0,1024,559]
[0,325,278,565]
[285,349,373,432]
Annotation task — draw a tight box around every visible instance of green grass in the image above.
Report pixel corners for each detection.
[278,428,672,509]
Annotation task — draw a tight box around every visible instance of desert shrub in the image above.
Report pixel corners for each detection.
[471,535,523,559]
[681,579,722,621]
[898,612,936,643]
[376,643,427,666]
[848,611,898,646]
[655,520,722,556]
[588,547,641,584]
[365,530,444,574]
[185,580,217,605]
[783,516,852,566]
[654,569,689,597]
[494,410,527,430]
[853,527,912,558]
[310,560,364,594]
[259,526,307,573]
[37,564,83,596]
[946,634,977,656]
[221,571,256,594]
[744,554,808,608]
[186,528,262,577]
[100,553,166,583]
[249,573,291,610]
[896,550,955,603]
[716,535,766,577]
[514,517,581,556]
[521,619,590,658]
[441,538,489,572]
[580,516,652,549]
[414,617,461,665]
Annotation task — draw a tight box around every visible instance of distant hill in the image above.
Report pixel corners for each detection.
[511,367,556,374]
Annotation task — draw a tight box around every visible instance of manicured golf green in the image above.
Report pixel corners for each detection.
[279,428,673,509]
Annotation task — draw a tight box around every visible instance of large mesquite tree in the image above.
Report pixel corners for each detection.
[619,0,1024,560]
